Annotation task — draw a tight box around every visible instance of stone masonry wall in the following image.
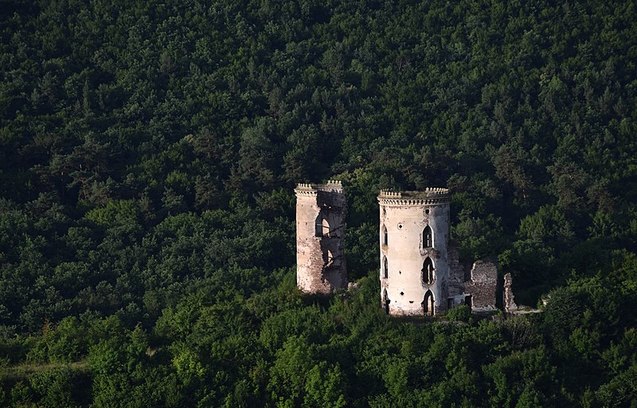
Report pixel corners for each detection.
[295,182,347,294]
[465,260,497,312]
[503,272,518,313]
[378,189,450,316]
[447,245,465,298]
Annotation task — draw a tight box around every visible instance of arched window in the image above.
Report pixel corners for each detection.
[382,225,388,246]
[423,290,435,316]
[422,257,434,285]
[322,217,330,235]
[315,212,330,237]
[423,225,433,248]
[383,256,388,278]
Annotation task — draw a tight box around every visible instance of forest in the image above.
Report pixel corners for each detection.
[0,0,636,406]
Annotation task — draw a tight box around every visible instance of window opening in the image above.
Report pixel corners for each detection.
[315,211,330,237]
[465,295,472,308]
[325,249,335,268]
[382,289,390,314]
[322,215,330,236]
[422,257,435,285]
[423,225,433,248]
[383,256,388,279]
[423,290,435,316]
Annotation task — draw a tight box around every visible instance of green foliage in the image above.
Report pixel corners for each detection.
[1,0,637,405]
[84,200,140,228]
[483,347,557,407]
[28,367,80,408]
[446,304,472,322]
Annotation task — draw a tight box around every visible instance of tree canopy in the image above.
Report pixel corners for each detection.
[1,0,637,406]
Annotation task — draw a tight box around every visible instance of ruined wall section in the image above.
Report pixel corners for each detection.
[465,260,497,312]
[378,189,450,316]
[503,272,518,313]
[447,245,468,307]
[295,181,347,294]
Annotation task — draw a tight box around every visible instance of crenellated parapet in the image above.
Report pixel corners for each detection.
[378,189,449,206]
[295,180,344,196]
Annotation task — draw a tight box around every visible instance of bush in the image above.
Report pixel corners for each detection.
[446,305,472,322]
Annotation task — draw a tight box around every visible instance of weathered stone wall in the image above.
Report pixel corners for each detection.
[446,245,468,307]
[503,272,518,313]
[465,260,497,312]
[295,181,347,294]
[447,246,464,296]
[378,189,450,316]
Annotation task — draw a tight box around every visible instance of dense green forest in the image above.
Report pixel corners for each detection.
[1,0,636,406]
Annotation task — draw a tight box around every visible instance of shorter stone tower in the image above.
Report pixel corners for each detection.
[295,181,347,294]
[378,189,450,316]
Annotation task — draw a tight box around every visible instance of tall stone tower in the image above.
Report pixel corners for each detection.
[378,189,451,316]
[295,181,347,294]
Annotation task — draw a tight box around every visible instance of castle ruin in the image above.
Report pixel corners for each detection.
[294,181,347,294]
[462,260,498,313]
[294,183,500,316]
[378,189,498,317]
[378,189,452,316]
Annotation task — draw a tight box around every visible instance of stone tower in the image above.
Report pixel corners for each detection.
[295,181,347,294]
[378,189,451,316]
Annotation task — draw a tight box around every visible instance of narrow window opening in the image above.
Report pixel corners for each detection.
[383,256,388,278]
[382,225,388,246]
[423,290,435,316]
[422,257,435,285]
[382,289,390,314]
[423,225,433,248]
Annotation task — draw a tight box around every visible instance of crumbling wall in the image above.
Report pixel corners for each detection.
[465,260,497,312]
[503,272,518,313]
[295,182,347,294]
[447,245,465,298]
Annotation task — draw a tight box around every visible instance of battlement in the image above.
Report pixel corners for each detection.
[378,188,449,205]
[295,180,344,195]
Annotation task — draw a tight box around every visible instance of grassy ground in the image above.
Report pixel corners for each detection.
[0,360,89,381]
